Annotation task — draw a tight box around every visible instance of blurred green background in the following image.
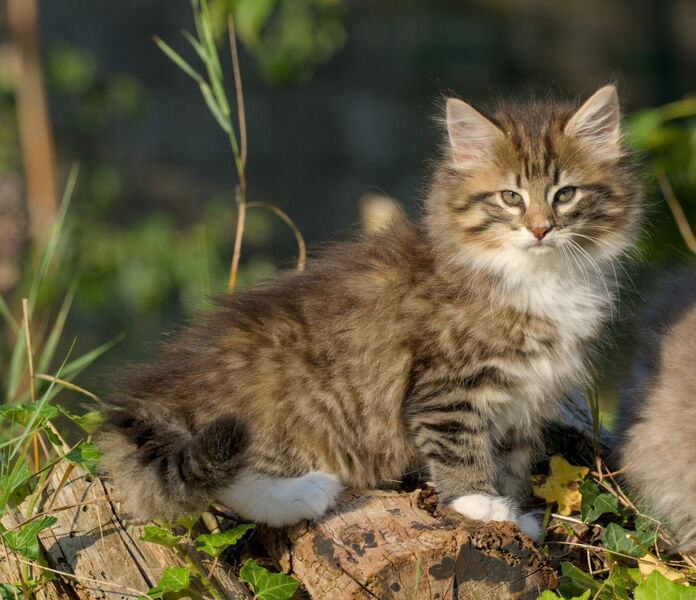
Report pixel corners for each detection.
[0,0,695,404]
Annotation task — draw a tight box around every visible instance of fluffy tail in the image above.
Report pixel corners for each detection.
[99,399,248,522]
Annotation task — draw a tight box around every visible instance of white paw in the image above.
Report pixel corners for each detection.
[451,493,518,523]
[215,469,342,527]
[517,511,542,541]
[292,471,343,521]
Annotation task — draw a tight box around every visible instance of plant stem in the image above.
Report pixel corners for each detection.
[176,546,221,600]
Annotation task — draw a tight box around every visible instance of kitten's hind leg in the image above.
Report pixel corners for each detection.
[216,469,343,527]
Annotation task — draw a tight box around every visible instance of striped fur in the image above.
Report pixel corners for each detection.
[99,86,641,527]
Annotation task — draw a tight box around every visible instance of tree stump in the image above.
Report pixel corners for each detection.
[261,488,557,599]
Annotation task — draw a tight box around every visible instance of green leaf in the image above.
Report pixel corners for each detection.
[195,523,255,557]
[558,562,604,598]
[65,442,100,476]
[235,0,277,46]
[579,480,621,523]
[58,407,103,434]
[603,523,654,558]
[1,462,34,506]
[537,591,591,600]
[0,402,59,427]
[0,583,24,600]
[606,566,642,600]
[634,570,696,600]
[2,517,57,560]
[139,566,190,599]
[139,525,184,549]
[636,513,656,532]
[239,558,299,600]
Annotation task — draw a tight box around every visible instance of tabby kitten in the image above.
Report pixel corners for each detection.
[614,270,696,553]
[100,86,640,539]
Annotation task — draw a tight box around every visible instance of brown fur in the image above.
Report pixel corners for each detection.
[100,88,641,524]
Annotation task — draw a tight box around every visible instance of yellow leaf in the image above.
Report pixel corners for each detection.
[638,551,689,585]
[531,455,590,516]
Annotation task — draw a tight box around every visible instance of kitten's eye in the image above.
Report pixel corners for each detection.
[554,186,577,204]
[501,190,523,206]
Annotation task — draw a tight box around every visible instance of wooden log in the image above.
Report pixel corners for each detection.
[262,488,557,599]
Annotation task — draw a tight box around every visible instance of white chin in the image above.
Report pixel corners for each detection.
[527,245,553,254]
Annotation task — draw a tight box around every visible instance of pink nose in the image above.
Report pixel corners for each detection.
[528,226,551,240]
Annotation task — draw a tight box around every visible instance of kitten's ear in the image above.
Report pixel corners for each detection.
[564,85,622,158]
[446,98,504,168]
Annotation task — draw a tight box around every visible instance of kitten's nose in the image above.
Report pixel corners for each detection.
[528,225,551,240]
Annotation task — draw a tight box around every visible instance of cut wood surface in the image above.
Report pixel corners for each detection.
[263,488,557,600]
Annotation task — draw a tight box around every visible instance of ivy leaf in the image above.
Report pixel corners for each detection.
[558,562,606,599]
[2,517,57,561]
[195,524,255,557]
[531,455,589,516]
[538,590,591,600]
[58,406,103,433]
[65,442,100,476]
[579,479,621,523]
[606,566,642,600]
[139,526,184,549]
[239,558,299,600]
[138,566,190,599]
[603,523,654,558]
[636,513,656,532]
[634,570,695,600]
[0,402,59,427]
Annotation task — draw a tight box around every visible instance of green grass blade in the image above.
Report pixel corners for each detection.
[28,163,79,317]
[154,36,202,82]
[36,279,79,377]
[0,294,20,337]
[6,164,79,402]
[199,81,232,133]
[182,29,209,64]
[199,0,231,118]
[7,341,73,463]
[55,333,125,382]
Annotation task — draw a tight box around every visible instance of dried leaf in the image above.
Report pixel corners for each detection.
[532,455,589,515]
[638,551,690,586]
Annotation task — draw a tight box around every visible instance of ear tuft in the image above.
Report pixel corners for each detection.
[564,85,622,158]
[446,98,504,168]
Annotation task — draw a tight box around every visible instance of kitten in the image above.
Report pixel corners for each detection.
[100,86,641,539]
[614,269,696,553]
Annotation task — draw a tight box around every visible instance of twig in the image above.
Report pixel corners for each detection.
[657,168,696,255]
[2,497,108,533]
[35,373,102,405]
[228,16,246,168]
[12,556,155,599]
[21,299,39,473]
[247,202,307,271]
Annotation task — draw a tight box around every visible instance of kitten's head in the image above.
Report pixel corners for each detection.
[426,86,641,281]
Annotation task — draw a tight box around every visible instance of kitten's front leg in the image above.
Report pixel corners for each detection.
[409,398,540,539]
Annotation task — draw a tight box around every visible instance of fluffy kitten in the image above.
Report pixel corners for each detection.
[100,86,640,538]
[614,269,696,553]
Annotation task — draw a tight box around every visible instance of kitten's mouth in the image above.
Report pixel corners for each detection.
[527,243,553,254]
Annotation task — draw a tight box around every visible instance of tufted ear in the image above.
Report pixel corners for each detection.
[446,98,504,168]
[564,85,621,159]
